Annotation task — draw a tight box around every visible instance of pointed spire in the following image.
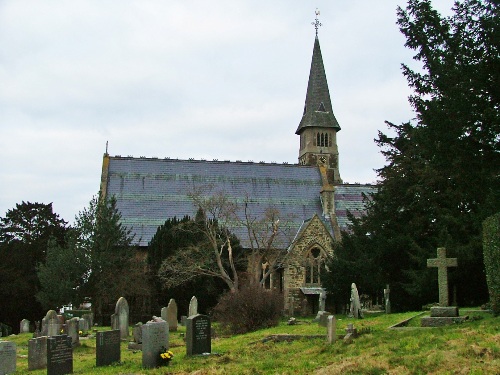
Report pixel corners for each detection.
[296,24,340,135]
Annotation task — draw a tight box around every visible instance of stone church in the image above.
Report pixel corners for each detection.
[99,28,375,315]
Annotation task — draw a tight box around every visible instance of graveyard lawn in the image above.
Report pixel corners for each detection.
[3,310,499,374]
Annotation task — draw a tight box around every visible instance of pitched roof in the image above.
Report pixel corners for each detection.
[296,36,341,135]
[103,156,375,247]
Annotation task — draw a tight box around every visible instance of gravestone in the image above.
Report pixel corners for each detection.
[133,322,143,343]
[113,297,129,339]
[349,283,363,319]
[318,289,327,311]
[66,317,80,347]
[427,247,458,307]
[42,310,61,337]
[96,330,121,367]
[141,320,169,368]
[327,315,336,344]
[188,296,198,317]
[78,318,87,332]
[28,336,48,370]
[384,284,391,314]
[343,323,358,344]
[186,314,211,356]
[20,319,30,333]
[180,316,187,326]
[0,341,16,375]
[47,334,73,375]
[82,313,93,330]
[166,299,178,331]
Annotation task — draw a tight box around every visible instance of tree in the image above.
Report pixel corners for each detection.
[157,186,295,293]
[0,202,68,332]
[35,194,151,322]
[325,0,499,311]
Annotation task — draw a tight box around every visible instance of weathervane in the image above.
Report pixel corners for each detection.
[312,8,322,36]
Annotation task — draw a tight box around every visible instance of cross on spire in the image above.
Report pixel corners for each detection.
[312,9,322,36]
[427,247,458,306]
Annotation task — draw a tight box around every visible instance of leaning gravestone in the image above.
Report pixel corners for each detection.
[96,330,121,367]
[188,296,198,317]
[166,299,178,331]
[0,341,16,375]
[28,336,48,370]
[20,319,30,333]
[349,283,363,319]
[141,320,169,368]
[47,335,73,375]
[186,314,211,356]
[112,297,129,339]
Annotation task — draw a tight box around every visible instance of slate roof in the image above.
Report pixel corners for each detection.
[103,156,375,247]
[296,36,341,134]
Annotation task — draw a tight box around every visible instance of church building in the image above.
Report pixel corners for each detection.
[99,21,375,315]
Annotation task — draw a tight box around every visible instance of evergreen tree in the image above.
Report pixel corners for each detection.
[0,202,68,331]
[325,0,499,310]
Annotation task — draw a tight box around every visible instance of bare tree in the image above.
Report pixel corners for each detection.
[157,186,295,292]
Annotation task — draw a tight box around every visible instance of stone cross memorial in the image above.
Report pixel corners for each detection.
[28,336,48,371]
[96,330,121,367]
[0,341,16,375]
[186,314,211,356]
[47,334,73,375]
[427,247,458,307]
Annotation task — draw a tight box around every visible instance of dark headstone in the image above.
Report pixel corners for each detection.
[28,336,48,370]
[141,321,169,368]
[47,334,73,375]
[96,330,121,367]
[186,314,211,356]
[0,341,16,375]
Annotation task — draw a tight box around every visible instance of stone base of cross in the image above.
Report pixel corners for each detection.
[427,247,458,307]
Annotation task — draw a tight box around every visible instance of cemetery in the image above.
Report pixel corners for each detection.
[0,298,498,374]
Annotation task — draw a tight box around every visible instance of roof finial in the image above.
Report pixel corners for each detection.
[312,8,322,36]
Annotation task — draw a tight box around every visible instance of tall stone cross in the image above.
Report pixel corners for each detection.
[427,247,458,307]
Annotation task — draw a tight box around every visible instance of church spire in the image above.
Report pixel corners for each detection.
[295,12,340,135]
[297,11,342,184]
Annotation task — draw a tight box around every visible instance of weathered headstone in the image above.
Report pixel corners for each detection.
[318,289,327,312]
[78,318,87,332]
[0,341,16,375]
[186,314,211,356]
[113,297,129,339]
[188,296,198,317]
[141,320,169,368]
[47,335,73,375]
[166,299,178,331]
[133,322,143,343]
[96,330,121,367]
[427,247,458,307]
[42,310,61,337]
[180,316,187,326]
[327,315,336,344]
[66,317,80,347]
[28,336,48,370]
[20,319,30,333]
[349,283,363,319]
[81,313,93,330]
[384,284,391,314]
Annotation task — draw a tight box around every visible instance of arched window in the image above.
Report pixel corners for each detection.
[325,133,329,147]
[316,133,320,146]
[305,247,326,285]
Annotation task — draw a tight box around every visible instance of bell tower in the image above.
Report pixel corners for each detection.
[296,11,342,184]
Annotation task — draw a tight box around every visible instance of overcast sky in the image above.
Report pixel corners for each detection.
[0,0,454,224]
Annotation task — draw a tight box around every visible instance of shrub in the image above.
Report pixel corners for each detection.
[483,213,500,316]
[211,284,284,334]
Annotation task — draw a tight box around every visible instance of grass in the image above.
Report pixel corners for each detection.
[3,311,499,374]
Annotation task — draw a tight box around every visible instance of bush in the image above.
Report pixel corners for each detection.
[211,285,284,334]
[483,213,500,316]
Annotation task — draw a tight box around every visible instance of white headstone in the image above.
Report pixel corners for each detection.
[188,296,198,317]
[114,297,129,339]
